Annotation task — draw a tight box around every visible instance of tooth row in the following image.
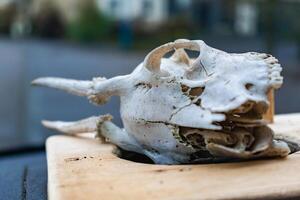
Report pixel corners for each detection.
[257,53,270,59]
[269,76,283,89]
[268,70,283,80]
[265,57,279,64]
[268,64,282,72]
[265,54,283,89]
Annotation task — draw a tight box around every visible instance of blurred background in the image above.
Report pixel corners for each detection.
[0,0,300,152]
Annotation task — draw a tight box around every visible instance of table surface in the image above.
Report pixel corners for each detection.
[47,113,300,200]
[1,113,300,200]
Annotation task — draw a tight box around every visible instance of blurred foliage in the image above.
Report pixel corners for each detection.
[31,2,65,38]
[133,16,196,49]
[0,0,300,52]
[66,0,112,43]
[0,3,17,34]
[259,0,278,53]
[259,0,300,55]
[277,2,300,43]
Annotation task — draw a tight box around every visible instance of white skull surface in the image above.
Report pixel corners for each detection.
[32,39,298,164]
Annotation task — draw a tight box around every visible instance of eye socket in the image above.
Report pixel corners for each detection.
[245,83,254,90]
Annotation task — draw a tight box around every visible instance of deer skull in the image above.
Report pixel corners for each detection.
[32,39,297,164]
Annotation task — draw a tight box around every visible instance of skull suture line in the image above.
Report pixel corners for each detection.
[32,39,298,164]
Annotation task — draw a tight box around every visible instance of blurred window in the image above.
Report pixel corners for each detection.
[235,1,257,36]
[110,0,118,16]
[143,0,152,18]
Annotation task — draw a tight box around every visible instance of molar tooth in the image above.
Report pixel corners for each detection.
[257,53,269,59]
[270,78,283,88]
[270,76,283,81]
[265,57,278,64]
[269,71,280,78]
[268,65,282,72]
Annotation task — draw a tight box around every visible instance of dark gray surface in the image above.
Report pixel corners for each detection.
[0,152,47,200]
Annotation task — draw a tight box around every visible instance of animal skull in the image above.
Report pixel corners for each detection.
[32,39,298,164]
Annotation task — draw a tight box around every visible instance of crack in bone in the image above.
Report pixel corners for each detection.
[169,102,193,121]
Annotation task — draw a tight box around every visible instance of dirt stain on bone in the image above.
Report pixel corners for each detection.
[189,87,204,96]
[135,82,152,93]
[135,82,152,89]
[180,84,205,106]
[180,84,205,98]
[181,84,189,93]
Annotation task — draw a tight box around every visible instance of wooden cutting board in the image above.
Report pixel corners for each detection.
[47,113,300,200]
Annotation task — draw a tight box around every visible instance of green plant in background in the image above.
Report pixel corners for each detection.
[0,3,17,34]
[67,0,112,43]
[133,15,195,50]
[260,0,278,54]
[278,2,300,58]
[31,1,64,38]
[260,0,300,58]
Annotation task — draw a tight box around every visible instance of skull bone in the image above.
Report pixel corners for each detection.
[33,39,292,164]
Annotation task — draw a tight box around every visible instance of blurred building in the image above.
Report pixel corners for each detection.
[30,0,80,22]
[1,0,300,41]
[0,0,260,36]
[97,0,168,24]
[96,0,186,21]
[235,1,257,36]
[0,0,12,8]
[32,0,192,24]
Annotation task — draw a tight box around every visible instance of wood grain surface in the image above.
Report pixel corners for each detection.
[47,113,300,200]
